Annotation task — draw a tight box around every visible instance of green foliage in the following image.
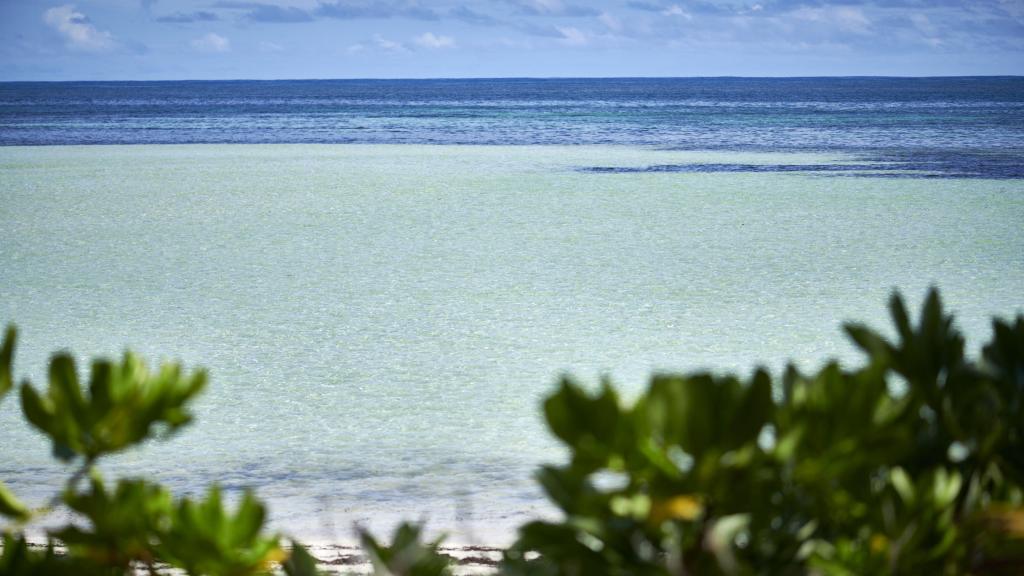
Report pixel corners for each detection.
[53,471,171,570]
[0,534,86,576]
[0,329,29,523]
[20,350,206,462]
[281,542,326,576]
[0,326,13,402]
[0,484,28,523]
[0,327,288,576]
[505,288,1024,575]
[4,289,1024,576]
[359,522,452,576]
[158,487,284,576]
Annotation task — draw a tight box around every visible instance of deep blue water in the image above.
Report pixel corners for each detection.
[1,77,1023,177]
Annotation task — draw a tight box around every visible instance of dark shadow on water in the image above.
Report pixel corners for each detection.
[580,149,1024,180]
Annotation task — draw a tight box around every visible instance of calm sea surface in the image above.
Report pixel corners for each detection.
[2,77,1024,177]
[1,78,1023,543]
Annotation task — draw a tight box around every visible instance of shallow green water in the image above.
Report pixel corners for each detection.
[1,144,1022,543]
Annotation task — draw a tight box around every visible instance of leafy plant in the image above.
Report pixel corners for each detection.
[0,327,13,400]
[0,533,86,576]
[158,487,285,576]
[3,289,1023,575]
[54,472,171,570]
[359,522,452,576]
[0,328,29,524]
[0,327,440,576]
[505,288,1024,575]
[0,328,293,576]
[19,350,205,462]
[281,542,326,576]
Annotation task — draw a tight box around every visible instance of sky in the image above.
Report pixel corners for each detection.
[1,0,1022,80]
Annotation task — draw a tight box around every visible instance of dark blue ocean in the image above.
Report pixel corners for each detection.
[1,77,1023,178]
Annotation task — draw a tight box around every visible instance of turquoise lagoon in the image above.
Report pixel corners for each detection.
[1,144,1022,543]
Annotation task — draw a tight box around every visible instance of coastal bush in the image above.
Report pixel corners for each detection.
[0,325,453,576]
[2,289,1023,575]
[359,522,452,576]
[0,327,312,575]
[503,288,1024,575]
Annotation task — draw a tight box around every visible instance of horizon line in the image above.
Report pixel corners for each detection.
[2,74,1023,84]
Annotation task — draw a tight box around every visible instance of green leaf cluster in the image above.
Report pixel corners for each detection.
[158,487,285,575]
[20,350,205,461]
[359,522,452,576]
[0,326,450,576]
[0,328,29,523]
[0,328,293,576]
[4,289,1023,575]
[504,288,1024,575]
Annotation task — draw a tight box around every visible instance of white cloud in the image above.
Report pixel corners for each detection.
[662,5,692,20]
[521,0,565,14]
[792,6,871,34]
[348,34,417,54]
[413,32,455,49]
[834,7,871,33]
[599,12,622,32]
[191,32,230,52]
[910,13,942,46]
[910,13,933,33]
[373,34,407,52]
[490,36,533,49]
[43,5,116,52]
[997,0,1024,22]
[557,26,588,46]
[259,41,284,52]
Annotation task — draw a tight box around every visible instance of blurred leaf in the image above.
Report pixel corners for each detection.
[891,289,966,399]
[158,485,283,576]
[505,521,606,576]
[985,316,1024,392]
[891,467,915,505]
[727,368,774,450]
[0,481,29,521]
[19,351,206,461]
[983,316,1024,478]
[359,522,451,576]
[706,514,750,575]
[514,288,1024,575]
[643,371,770,464]
[0,534,84,576]
[931,469,962,508]
[53,471,171,570]
[844,322,890,359]
[649,495,703,525]
[543,377,624,469]
[983,506,1024,539]
[535,465,597,515]
[0,325,14,402]
[644,373,709,457]
[283,542,324,576]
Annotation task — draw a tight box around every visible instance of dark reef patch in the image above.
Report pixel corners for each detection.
[580,149,1024,179]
